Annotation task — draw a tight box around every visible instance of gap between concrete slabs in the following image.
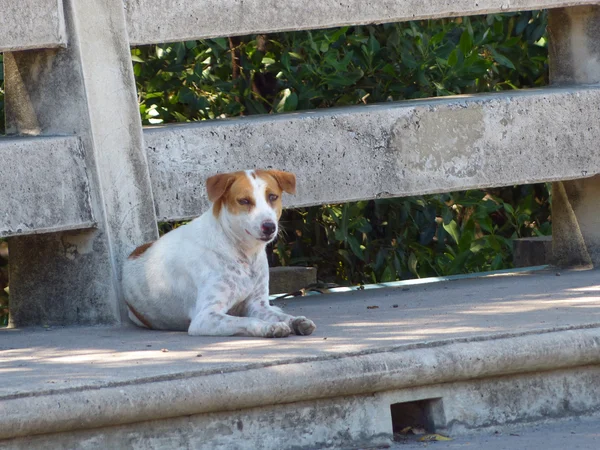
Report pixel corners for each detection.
[1,324,600,441]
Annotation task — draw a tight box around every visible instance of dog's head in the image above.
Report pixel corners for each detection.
[206,169,296,245]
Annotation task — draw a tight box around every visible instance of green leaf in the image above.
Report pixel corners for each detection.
[488,46,516,69]
[274,88,298,113]
[443,220,461,245]
[459,30,473,56]
[348,235,365,261]
[381,265,395,282]
[447,49,458,67]
[408,253,419,278]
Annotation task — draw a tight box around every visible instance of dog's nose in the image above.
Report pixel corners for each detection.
[261,221,276,236]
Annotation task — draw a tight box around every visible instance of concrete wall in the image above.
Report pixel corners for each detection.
[144,86,600,221]
[0,136,94,237]
[124,0,600,44]
[0,0,66,51]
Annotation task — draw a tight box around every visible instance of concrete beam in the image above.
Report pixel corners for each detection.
[0,0,66,51]
[125,0,600,45]
[0,136,94,237]
[144,86,600,222]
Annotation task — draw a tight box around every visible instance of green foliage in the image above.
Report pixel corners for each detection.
[276,185,551,285]
[133,12,548,123]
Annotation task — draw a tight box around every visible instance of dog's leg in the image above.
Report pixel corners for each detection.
[188,310,291,337]
[243,286,316,336]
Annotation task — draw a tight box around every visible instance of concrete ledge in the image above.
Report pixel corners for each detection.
[0,136,95,237]
[144,86,600,221]
[125,0,600,45]
[513,236,554,267]
[269,266,317,294]
[0,0,66,51]
[2,325,600,440]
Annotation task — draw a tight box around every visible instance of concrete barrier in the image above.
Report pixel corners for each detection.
[124,0,600,45]
[0,136,94,237]
[0,0,66,51]
[144,86,600,221]
[2,1,600,325]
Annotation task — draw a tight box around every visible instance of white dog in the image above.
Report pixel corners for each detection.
[122,169,316,338]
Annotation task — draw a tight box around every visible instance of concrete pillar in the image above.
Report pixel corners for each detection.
[4,0,158,326]
[548,6,600,267]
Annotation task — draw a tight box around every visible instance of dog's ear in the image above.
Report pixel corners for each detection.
[267,170,296,195]
[206,173,235,202]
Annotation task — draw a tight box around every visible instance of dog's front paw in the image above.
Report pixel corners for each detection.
[264,321,292,338]
[291,316,316,336]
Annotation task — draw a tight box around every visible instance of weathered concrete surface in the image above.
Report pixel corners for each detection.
[2,394,393,449]
[549,6,600,85]
[1,268,600,444]
[124,0,600,45]
[0,0,66,51]
[548,7,600,268]
[6,370,600,449]
[144,86,600,221]
[4,0,158,327]
[269,266,317,294]
[0,136,94,237]
[513,236,553,267]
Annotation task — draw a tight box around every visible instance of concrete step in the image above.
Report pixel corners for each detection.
[1,267,600,449]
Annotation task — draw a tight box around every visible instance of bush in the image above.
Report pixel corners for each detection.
[133,12,548,124]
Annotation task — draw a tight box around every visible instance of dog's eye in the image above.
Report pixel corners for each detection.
[238,198,251,206]
[268,194,279,202]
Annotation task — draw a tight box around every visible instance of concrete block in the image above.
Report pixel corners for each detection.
[125,0,600,45]
[269,266,317,294]
[4,0,158,326]
[0,136,94,237]
[549,7,600,267]
[513,236,553,268]
[0,0,66,51]
[144,86,600,221]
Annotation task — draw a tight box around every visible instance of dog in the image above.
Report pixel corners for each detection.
[122,169,316,338]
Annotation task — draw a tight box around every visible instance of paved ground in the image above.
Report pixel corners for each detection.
[1,267,600,398]
[390,417,600,449]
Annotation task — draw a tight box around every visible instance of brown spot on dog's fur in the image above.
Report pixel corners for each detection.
[128,242,154,259]
[224,175,256,215]
[257,170,296,195]
[126,302,154,329]
[256,170,296,219]
[206,171,256,216]
[206,170,296,217]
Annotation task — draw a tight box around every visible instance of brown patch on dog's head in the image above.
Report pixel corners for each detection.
[257,170,296,195]
[207,170,296,218]
[207,171,256,216]
[256,170,296,219]
[128,242,154,259]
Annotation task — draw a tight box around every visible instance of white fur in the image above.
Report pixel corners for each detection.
[122,170,316,338]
